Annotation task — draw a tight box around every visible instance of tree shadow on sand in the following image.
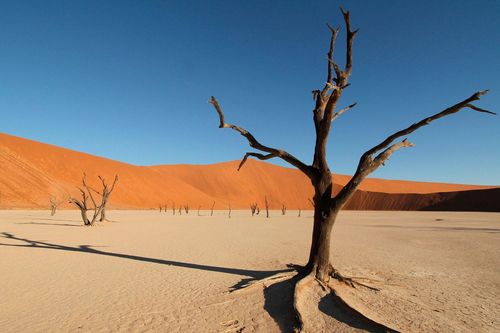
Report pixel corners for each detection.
[0,232,291,287]
[16,222,82,228]
[0,232,398,332]
[360,224,500,234]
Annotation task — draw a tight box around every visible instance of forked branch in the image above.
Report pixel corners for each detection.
[209,96,313,178]
[334,90,494,209]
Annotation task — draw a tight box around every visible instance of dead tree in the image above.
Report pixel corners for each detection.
[210,200,215,216]
[264,196,269,218]
[256,207,260,215]
[87,175,118,222]
[159,205,163,213]
[281,203,287,215]
[298,208,301,218]
[197,205,201,216]
[164,204,168,213]
[228,203,231,219]
[172,202,176,215]
[209,8,493,328]
[250,203,259,216]
[69,174,105,226]
[49,196,61,216]
[178,205,182,215]
[184,204,189,214]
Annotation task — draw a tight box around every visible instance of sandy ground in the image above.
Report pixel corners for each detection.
[0,210,498,332]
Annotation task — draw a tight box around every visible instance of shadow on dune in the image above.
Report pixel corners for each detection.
[0,232,291,283]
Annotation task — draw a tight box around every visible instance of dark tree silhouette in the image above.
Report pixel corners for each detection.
[264,196,270,218]
[209,8,493,329]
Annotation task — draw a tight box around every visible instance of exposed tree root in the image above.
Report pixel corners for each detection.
[228,271,297,294]
[230,264,394,332]
[330,267,381,292]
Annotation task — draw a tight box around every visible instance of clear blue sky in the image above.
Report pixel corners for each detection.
[1,0,499,185]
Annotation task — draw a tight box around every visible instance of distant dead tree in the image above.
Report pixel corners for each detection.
[197,205,201,216]
[159,205,163,213]
[256,206,260,215]
[298,208,301,218]
[49,196,61,216]
[164,204,168,213]
[209,8,493,329]
[178,205,182,215]
[250,203,259,216]
[264,196,270,218]
[184,204,189,214]
[172,202,176,215]
[210,200,215,216]
[69,174,104,226]
[228,203,231,219]
[281,203,287,215]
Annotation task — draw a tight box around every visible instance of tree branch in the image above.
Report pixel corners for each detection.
[332,102,357,121]
[209,97,314,178]
[333,90,493,209]
[238,152,277,171]
[313,9,358,170]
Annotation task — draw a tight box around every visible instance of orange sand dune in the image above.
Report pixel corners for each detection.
[0,132,498,211]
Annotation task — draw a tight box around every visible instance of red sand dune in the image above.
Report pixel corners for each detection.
[0,132,498,211]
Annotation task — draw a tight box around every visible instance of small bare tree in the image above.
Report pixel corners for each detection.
[281,203,287,215]
[69,174,104,226]
[228,203,231,219]
[250,202,259,216]
[178,205,182,215]
[49,196,61,216]
[159,204,163,213]
[264,196,270,218]
[184,204,189,214]
[298,208,301,218]
[209,8,493,329]
[172,202,176,215]
[210,200,215,216]
[197,205,201,216]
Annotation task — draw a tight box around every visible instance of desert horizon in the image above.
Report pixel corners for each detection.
[1,132,499,212]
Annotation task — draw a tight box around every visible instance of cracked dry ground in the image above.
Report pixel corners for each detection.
[0,210,498,332]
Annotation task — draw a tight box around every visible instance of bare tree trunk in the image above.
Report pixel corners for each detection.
[208,8,492,330]
[265,196,269,218]
[197,205,201,216]
[228,203,231,219]
[298,208,301,217]
[281,203,287,215]
[172,202,176,215]
[211,200,215,216]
